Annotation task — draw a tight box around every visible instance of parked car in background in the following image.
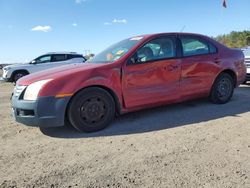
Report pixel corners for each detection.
[242,47,250,82]
[84,53,95,60]
[12,33,246,132]
[2,52,86,82]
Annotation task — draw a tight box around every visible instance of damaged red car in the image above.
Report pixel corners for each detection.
[12,33,246,132]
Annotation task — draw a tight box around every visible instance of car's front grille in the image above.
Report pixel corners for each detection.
[13,85,26,97]
[245,57,250,67]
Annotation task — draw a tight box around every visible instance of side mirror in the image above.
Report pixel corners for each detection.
[30,60,36,64]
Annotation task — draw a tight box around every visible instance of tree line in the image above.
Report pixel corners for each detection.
[213,30,250,48]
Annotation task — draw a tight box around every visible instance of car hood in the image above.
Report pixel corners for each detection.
[3,63,30,69]
[17,62,109,85]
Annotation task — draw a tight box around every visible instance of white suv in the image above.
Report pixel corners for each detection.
[242,47,250,82]
[2,52,86,82]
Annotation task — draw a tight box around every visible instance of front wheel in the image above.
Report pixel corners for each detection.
[209,73,234,104]
[67,87,115,132]
[13,71,28,82]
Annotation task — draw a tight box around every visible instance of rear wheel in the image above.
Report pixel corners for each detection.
[67,87,115,132]
[209,73,234,104]
[13,71,28,82]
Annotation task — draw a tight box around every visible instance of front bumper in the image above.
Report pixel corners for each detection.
[11,95,71,128]
[2,69,11,81]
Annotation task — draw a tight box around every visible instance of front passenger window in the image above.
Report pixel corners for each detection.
[35,55,51,64]
[130,36,176,64]
[137,46,155,62]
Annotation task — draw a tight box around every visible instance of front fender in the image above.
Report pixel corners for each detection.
[39,67,124,112]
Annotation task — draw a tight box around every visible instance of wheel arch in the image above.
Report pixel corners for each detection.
[220,69,237,87]
[10,69,30,81]
[209,69,236,104]
[212,69,237,89]
[65,85,122,120]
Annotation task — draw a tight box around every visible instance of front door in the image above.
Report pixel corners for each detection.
[29,55,52,73]
[122,36,181,109]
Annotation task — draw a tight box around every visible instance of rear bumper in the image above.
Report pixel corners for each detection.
[11,96,71,128]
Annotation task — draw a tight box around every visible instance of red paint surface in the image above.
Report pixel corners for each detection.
[18,33,246,114]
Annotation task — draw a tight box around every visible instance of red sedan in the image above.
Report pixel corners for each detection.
[12,33,246,132]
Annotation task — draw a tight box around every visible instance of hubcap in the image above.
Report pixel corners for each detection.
[217,78,232,100]
[79,97,107,124]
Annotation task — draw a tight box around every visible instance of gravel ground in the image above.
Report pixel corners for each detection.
[0,79,250,188]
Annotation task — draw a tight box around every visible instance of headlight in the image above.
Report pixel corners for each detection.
[23,79,52,100]
[3,67,11,71]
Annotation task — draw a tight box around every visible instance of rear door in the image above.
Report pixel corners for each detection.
[122,35,181,109]
[178,35,220,99]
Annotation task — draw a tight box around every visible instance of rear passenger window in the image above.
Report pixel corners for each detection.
[67,54,84,60]
[67,54,73,60]
[51,54,66,62]
[180,37,209,57]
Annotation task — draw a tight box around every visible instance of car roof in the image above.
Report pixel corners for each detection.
[45,52,83,55]
[139,32,210,39]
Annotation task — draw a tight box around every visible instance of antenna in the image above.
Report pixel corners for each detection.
[180,25,186,32]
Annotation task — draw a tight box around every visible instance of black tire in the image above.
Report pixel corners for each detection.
[209,73,234,104]
[67,87,115,132]
[12,71,28,82]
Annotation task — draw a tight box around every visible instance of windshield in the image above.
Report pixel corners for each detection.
[88,36,144,63]
[243,48,250,57]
